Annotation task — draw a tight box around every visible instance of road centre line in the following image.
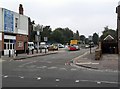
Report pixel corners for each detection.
[79,80,118,84]
[76,62,99,65]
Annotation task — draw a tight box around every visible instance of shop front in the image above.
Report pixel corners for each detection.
[3,34,16,56]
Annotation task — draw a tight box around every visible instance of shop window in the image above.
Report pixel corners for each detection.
[13,44,14,49]
[7,44,9,49]
[10,44,12,49]
[4,44,6,49]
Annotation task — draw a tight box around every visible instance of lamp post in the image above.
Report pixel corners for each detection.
[35,24,43,53]
[89,36,92,54]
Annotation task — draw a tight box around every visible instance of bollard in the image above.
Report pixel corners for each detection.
[32,49,34,54]
[36,49,38,53]
[9,50,11,57]
[40,48,42,53]
[27,49,29,55]
[45,48,47,53]
[16,50,18,56]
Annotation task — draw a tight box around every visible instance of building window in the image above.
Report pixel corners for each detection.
[4,44,6,49]
[15,18,18,28]
[18,41,23,47]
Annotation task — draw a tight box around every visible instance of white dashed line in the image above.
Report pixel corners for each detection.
[48,66,57,69]
[71,68,77,71]
[97,81,101,84]
[37,77,41,80]
[56,79,60,82]
[59,68,67,71]
[3,75,8,78]
[75,80,80,83]
[19,76,24,79]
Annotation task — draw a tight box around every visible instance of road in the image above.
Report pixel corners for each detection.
[2,48,118,87]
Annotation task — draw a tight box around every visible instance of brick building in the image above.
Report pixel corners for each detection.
[0,4,29,56]
[116,1,120,54]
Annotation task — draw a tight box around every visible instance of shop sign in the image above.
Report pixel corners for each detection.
[4,9,14,33]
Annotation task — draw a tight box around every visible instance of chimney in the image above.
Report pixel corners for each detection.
[19,4,24,15]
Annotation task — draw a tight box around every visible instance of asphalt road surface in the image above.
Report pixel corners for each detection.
[2,48,118,87]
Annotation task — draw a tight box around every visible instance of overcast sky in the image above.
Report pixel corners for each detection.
[0,0,119,37]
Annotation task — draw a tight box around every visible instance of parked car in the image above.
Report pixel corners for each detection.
[58,44,64,48]
[85,44,90,48]
[39,42,47,49]
[28,42,34,51]
[48,44,58,51]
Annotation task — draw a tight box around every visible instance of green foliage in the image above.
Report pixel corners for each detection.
[85,38,89,44]
[51,27,74,44]
[92,33,99,45]
[80,35,86,43]
[41,26,52,41]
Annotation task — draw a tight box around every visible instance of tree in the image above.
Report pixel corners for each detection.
[92,33,99,45]
[51,27,74,44]
[41,26,52,42]
[85,38,89,44]
[51,29,64,44]
[80,35,86,44]
[73,30,80,40]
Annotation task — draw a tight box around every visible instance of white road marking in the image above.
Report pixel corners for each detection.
[71,68,77,71]
[37,77,41,80]
[97,81,101,84]
[59,68,67,71]
[76,62,99,65]
[48,66,57,69]
[79,80,118,84]
[75,80,80,83]
[56,79,60,82]
[19,76,24,79]
[3,75,8,78]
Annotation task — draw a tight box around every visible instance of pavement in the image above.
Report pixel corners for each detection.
[1,50,58,61]
[73,50,119,71]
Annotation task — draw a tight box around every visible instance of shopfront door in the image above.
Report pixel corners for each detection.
[4,42,15,56]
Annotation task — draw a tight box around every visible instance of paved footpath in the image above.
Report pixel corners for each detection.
[72,50,118,71]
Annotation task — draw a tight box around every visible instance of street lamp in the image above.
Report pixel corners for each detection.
[89,36,92,54]
[34,24,43,53]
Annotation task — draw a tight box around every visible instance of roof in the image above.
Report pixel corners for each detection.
[104,35,114,41]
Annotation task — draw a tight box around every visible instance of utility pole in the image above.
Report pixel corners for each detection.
[89,36,92,54]
[35,24,43,53]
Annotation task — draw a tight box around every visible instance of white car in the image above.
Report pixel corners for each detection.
[28,42,34,51]
[40,42,47,49]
